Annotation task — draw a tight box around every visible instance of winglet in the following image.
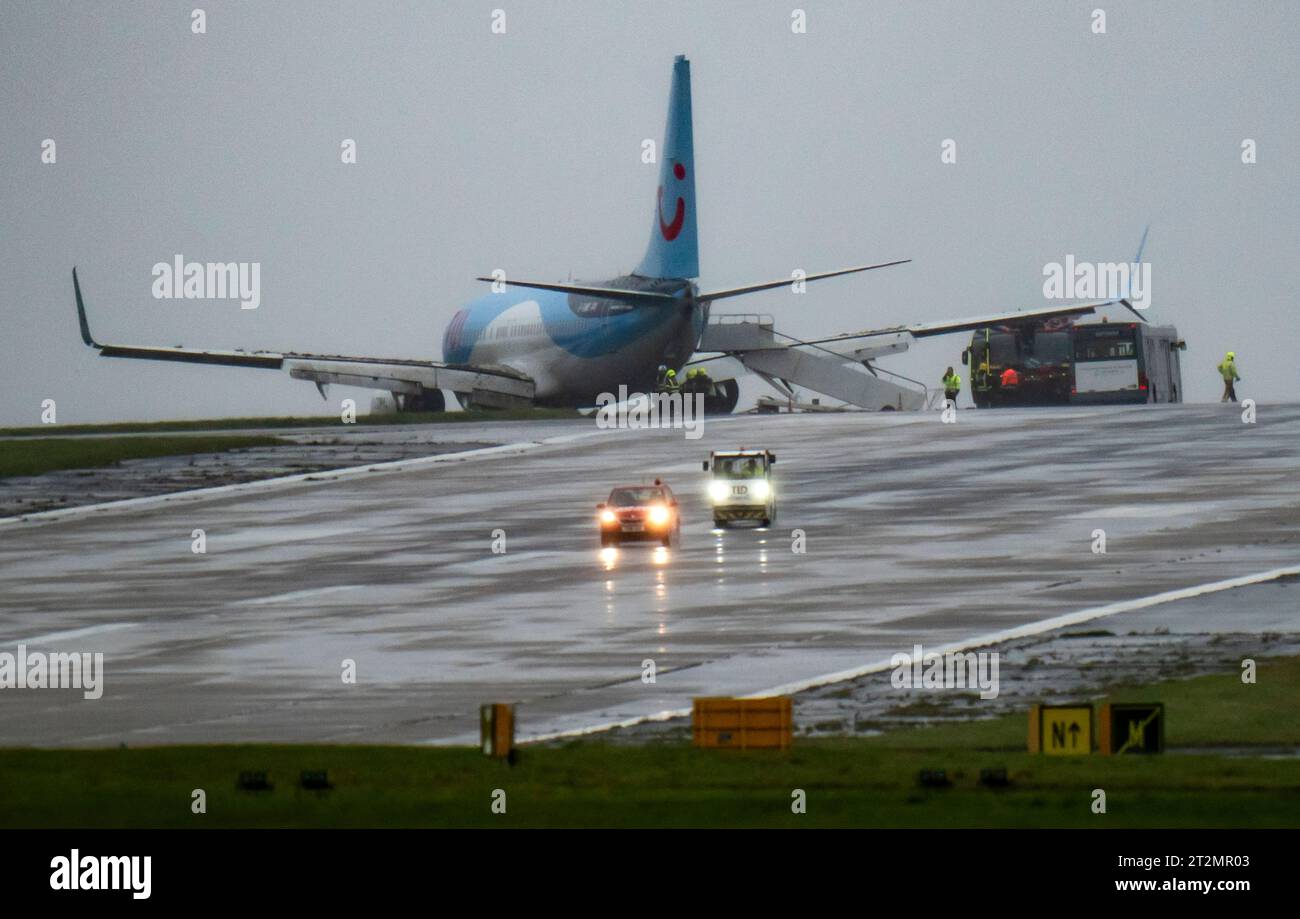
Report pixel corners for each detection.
[1119,298,1147,322]
[1119,224,1151,322]
[72,267,100,347]
[1133,223,1150,268]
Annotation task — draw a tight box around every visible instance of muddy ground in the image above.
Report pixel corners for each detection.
[0,438,498,517]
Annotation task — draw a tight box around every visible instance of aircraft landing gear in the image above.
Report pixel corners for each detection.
[396,390,445,413]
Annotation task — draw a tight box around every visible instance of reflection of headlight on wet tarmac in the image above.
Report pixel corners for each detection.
[648,505,671,526]
[652,546,670,565]
[600,547,618,569]
[708,481,729,502]
[750,480,770,500]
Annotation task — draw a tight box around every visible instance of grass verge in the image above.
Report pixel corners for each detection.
[0,435,285,479]
[2,658,1297,827]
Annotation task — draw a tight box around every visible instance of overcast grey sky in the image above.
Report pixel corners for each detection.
[3,1,1297,424]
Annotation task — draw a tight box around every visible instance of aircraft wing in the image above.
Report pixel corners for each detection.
[803,299,1141,346]
[72,268,535,408]
[692,298,1143,412]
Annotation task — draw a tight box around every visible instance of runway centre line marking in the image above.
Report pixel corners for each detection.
[512,562,1300,744]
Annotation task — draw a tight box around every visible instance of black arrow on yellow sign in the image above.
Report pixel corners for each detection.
[1050,720,1084,749]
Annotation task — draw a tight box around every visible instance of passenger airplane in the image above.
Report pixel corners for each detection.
[72,56,1123,413]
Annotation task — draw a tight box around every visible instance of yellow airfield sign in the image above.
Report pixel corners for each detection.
[1028,704,1093,755]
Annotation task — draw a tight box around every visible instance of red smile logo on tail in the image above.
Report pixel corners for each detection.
[657,162,687,241]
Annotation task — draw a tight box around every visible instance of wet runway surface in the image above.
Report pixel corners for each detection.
[1,404,1297,746]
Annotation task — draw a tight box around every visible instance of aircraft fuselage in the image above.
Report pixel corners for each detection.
[441,276,704,406]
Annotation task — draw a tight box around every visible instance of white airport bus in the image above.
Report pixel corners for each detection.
[1071,322,1185,405]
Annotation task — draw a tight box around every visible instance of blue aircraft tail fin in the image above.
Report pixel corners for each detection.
[635,55,698,280]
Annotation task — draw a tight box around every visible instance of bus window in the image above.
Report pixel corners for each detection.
[1075,330,1137,361]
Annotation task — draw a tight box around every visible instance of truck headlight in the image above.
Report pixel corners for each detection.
[709,481,730,503]
[750,480,770,500]
[648,505,670,526]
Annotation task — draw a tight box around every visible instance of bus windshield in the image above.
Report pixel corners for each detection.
[1033,331,1072,364]
[972,333,1017,366]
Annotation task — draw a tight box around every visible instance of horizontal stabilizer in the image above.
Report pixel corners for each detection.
[698,259,910,302]
[475,277,679,305]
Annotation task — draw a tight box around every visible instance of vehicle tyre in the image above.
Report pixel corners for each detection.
[713,518,727,530]
[601,533,618,548]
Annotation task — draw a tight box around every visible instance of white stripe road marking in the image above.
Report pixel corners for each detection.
[508,563,1300,745]
[4,622,138,647]
[231,585,364,606]
[0,432,606,528]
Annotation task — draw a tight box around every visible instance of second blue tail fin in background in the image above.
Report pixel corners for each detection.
[636,55,698,279]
